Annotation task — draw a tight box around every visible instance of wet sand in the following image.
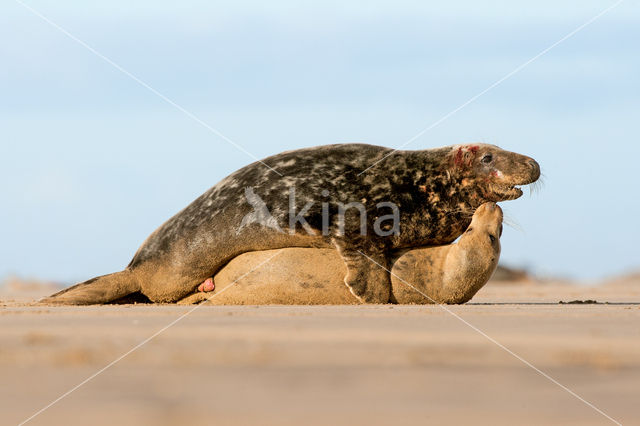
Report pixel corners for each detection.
[1,280,639,425]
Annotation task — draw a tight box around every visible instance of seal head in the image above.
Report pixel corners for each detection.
[438,201,503,303]
[389,201,503,304]
[448,144,540,202]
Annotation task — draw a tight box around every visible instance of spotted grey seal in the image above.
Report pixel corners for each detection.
[43,143,539,304]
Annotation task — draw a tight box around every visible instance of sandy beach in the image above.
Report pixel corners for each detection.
[2,277,639,426]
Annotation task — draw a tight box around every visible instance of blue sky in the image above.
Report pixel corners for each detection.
[1,1,638,283]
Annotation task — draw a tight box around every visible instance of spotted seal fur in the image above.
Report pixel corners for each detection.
[43,143,539,305]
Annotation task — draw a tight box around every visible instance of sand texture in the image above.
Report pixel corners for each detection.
[1,277,639,425]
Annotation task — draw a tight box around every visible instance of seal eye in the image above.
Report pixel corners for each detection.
[481,154,493,164]
[489,234,496,243]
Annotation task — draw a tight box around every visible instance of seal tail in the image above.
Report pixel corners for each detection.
[40,270,140,305]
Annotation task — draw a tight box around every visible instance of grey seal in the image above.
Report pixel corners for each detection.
[43,143,538,304]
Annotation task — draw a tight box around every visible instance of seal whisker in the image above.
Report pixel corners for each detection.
[528,172,546,197]
[501,212,524,234]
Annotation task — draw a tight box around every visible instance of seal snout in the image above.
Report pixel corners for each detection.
[476,201,500,214]
[472,202,503,231]
[526,158,541,183]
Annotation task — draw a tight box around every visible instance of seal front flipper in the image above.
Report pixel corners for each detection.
[332,238,391,303]
[39,270,140,305]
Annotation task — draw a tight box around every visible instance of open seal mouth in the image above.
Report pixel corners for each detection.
[488,184,526,201]
[496,185,524,201]
[483,156,540,202]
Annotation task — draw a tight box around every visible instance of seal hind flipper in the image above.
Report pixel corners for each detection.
[40,270,140,305]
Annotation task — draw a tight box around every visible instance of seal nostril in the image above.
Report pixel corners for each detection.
[527,159,540,179]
